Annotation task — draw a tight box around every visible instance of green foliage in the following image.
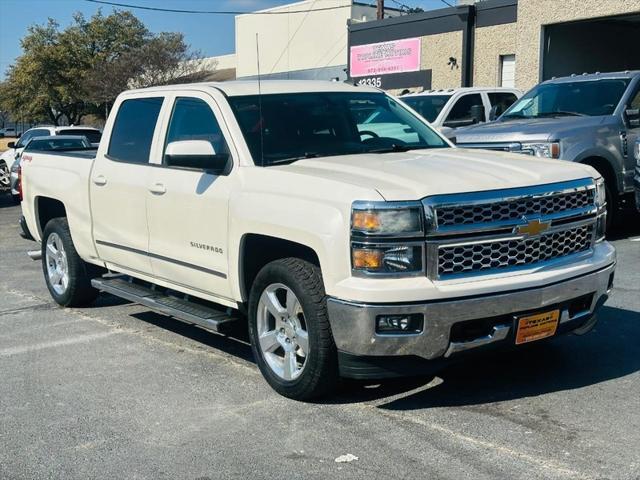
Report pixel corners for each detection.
[0,10,205,125]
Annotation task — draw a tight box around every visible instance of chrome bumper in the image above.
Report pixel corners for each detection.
[327,263,615,360]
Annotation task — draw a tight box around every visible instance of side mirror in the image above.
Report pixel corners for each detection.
[625,108,640,128]
[164,140,231,175]
[470,104,485,124]
[7,141,15,149]
[488,105,499,121]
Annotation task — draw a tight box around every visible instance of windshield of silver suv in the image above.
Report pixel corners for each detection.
[228,92,448,166]
[501,78,631,120]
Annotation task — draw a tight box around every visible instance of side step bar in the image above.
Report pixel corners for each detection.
[91,276,239,334]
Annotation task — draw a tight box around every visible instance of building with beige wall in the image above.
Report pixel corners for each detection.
[347,0,640,92]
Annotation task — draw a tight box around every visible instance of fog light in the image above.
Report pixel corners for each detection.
[376,314,423,334]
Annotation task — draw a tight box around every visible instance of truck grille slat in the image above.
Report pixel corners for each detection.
[438,225,593,276]
[436,189,593,227]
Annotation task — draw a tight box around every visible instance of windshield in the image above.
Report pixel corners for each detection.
[228,92,448,166]
[25,138,90,151]
[502,79,631,119]
[401,95,451,123]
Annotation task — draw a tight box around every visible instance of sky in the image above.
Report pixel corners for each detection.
[0,0,453,79]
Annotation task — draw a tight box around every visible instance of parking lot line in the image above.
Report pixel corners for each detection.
[0,331,118,357]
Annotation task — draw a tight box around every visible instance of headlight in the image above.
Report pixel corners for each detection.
[520,142,560,159]
[351,201,423,236]
[351,201,425,276]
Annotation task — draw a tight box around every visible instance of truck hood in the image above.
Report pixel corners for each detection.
[279,148,595,201]
[455,116,608,144]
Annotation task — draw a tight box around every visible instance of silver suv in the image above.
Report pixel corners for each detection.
[455,71,640,225]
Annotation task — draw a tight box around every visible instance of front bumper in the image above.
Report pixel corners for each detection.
[327,263,615,373]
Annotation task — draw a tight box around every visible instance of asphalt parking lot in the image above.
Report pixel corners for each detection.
[0,196,639,480]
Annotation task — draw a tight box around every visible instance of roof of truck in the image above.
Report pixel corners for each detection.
[544,70,640,84]
[124,80,380,97]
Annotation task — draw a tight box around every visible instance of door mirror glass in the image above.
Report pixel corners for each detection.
[470,104,485,124]
[164,140,231,174]
[7,141,15,149]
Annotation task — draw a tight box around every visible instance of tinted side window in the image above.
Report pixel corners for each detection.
[488,92,518,117]
[59,129,102,144]
[445,94,483,123]
[164,97,229,161]
[108,97,164,163]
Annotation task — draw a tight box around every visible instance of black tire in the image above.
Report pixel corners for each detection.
[41,217,101,307]
[604,180,617,233]
[248,258,338,401]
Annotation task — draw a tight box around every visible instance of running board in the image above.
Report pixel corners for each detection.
[91,276,239,333]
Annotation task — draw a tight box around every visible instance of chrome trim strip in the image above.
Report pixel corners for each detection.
[95,239,227,279]
[444,324,511,358]
[422,178,596,236]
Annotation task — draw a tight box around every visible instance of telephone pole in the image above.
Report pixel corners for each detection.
[377,0,384,20]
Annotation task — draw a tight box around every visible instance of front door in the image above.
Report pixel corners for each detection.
[146,93,235,301]
[90,95,165,275]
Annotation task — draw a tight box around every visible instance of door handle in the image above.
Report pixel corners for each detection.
[149,183,166,195]
[93,175,107,186]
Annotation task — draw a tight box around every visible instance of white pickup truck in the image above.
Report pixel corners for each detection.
[21,81,615,400]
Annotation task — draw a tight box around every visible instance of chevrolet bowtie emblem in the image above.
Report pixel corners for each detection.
[515,217,551,237]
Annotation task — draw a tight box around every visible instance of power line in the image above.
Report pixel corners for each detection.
[439,0,454,7]
[84,0,351,15]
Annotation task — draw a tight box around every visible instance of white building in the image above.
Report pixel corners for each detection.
[234,0,400,81]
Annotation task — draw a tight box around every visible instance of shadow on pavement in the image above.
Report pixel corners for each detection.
[607,206,640,240]
[124,303,639,408]
[0,193,19,209]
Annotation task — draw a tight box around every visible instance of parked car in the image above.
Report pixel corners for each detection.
[635,138,640,212]
[9,135,93,203]
[0,125,102,197]
[0,127,17,138]
[401,87,522,139]
[455,71,640,226]
[22,80,614,400]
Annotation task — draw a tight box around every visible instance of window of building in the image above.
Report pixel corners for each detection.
[108,97,164,163]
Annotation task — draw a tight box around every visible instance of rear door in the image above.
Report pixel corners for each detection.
[90,94,165,275]
[145,91,235,301]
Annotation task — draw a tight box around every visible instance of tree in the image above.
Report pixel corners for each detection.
[0,10,207,125]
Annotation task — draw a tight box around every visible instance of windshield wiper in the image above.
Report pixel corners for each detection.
[367,144,435,154]
[536,111,586,117]
[265,152,321,166]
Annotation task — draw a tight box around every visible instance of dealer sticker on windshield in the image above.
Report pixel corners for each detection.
[515,310,560,345]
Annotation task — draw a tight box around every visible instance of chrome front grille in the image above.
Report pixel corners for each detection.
[436,189,593,227]
[423,179,599,280]
[438,225,593,276]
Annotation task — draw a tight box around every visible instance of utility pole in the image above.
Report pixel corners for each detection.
[377,0,384,20]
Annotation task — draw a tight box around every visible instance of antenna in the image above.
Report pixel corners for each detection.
[256,33,265,167]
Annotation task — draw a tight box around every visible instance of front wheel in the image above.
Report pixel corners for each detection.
[42,217,101,307]
[248,258,338,400]
[0,161,9,192]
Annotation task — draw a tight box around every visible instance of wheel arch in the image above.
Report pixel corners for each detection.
[35,196,67,238]
[238,233,321,303]
[579,156,618,194]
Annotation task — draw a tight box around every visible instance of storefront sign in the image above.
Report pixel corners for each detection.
[349,38,421,78]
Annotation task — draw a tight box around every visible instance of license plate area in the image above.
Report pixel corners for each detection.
[515,310,560,345]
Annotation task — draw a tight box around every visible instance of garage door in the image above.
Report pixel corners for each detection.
[500,55,516,88]
[543,13,640,80]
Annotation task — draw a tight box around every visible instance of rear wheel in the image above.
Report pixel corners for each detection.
[248,258,338,400]
[42,218,101,307]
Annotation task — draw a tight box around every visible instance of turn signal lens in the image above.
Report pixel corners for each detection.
[352,211,382,232]
[352,248,383,269]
